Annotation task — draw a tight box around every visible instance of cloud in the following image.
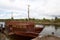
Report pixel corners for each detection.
[0,11,11,19]
[0,0,60,19]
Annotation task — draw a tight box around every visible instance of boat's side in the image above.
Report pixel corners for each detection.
[5,21,44,38]
[7,26,44,38]
[8,31,38,38]
[34,27,43,33]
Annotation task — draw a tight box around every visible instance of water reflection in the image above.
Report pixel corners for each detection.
[40,25,60,37]
[54,25,60,37]
[55,25,60,30]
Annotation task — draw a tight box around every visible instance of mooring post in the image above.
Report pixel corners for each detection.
[52,32,54,35]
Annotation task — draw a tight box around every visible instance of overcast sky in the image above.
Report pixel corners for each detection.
[0,0,60,19]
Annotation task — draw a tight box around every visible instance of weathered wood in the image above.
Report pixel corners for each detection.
[5,21,44,38]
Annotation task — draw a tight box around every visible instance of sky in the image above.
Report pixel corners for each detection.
[0,0,60,19]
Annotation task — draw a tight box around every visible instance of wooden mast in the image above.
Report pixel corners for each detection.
[28,5,30,21]
[11,12,13,19]
[27,0,30,21]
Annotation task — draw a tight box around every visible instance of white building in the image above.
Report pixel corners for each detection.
[0,22,5,28]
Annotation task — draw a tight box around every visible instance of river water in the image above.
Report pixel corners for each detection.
[40,25,60,37]
[0,25,60,40]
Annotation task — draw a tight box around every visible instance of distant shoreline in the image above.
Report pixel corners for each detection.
[36,22,60,25]
[0,19,60,25]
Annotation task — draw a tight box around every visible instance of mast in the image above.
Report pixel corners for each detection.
[27,0,30,21]
[28,5,30,21]
[11,12,13,19]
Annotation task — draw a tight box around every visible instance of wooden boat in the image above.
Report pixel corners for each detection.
[5,20,44,38]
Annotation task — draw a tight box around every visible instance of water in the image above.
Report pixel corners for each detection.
[40,25,60,37]
[0,25,60,40]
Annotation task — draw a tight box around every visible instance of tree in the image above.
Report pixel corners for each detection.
[55,17,58,20]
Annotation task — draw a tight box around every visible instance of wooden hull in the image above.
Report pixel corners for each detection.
[7,27,43,38]
[5,21,44,38]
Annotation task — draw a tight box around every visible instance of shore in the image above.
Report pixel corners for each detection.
[32,35,60,40]
[37,22,60,25]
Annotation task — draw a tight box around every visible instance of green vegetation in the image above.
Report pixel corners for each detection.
[0,17,60,25]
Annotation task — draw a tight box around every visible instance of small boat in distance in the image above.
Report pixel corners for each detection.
[5,20,44,38]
